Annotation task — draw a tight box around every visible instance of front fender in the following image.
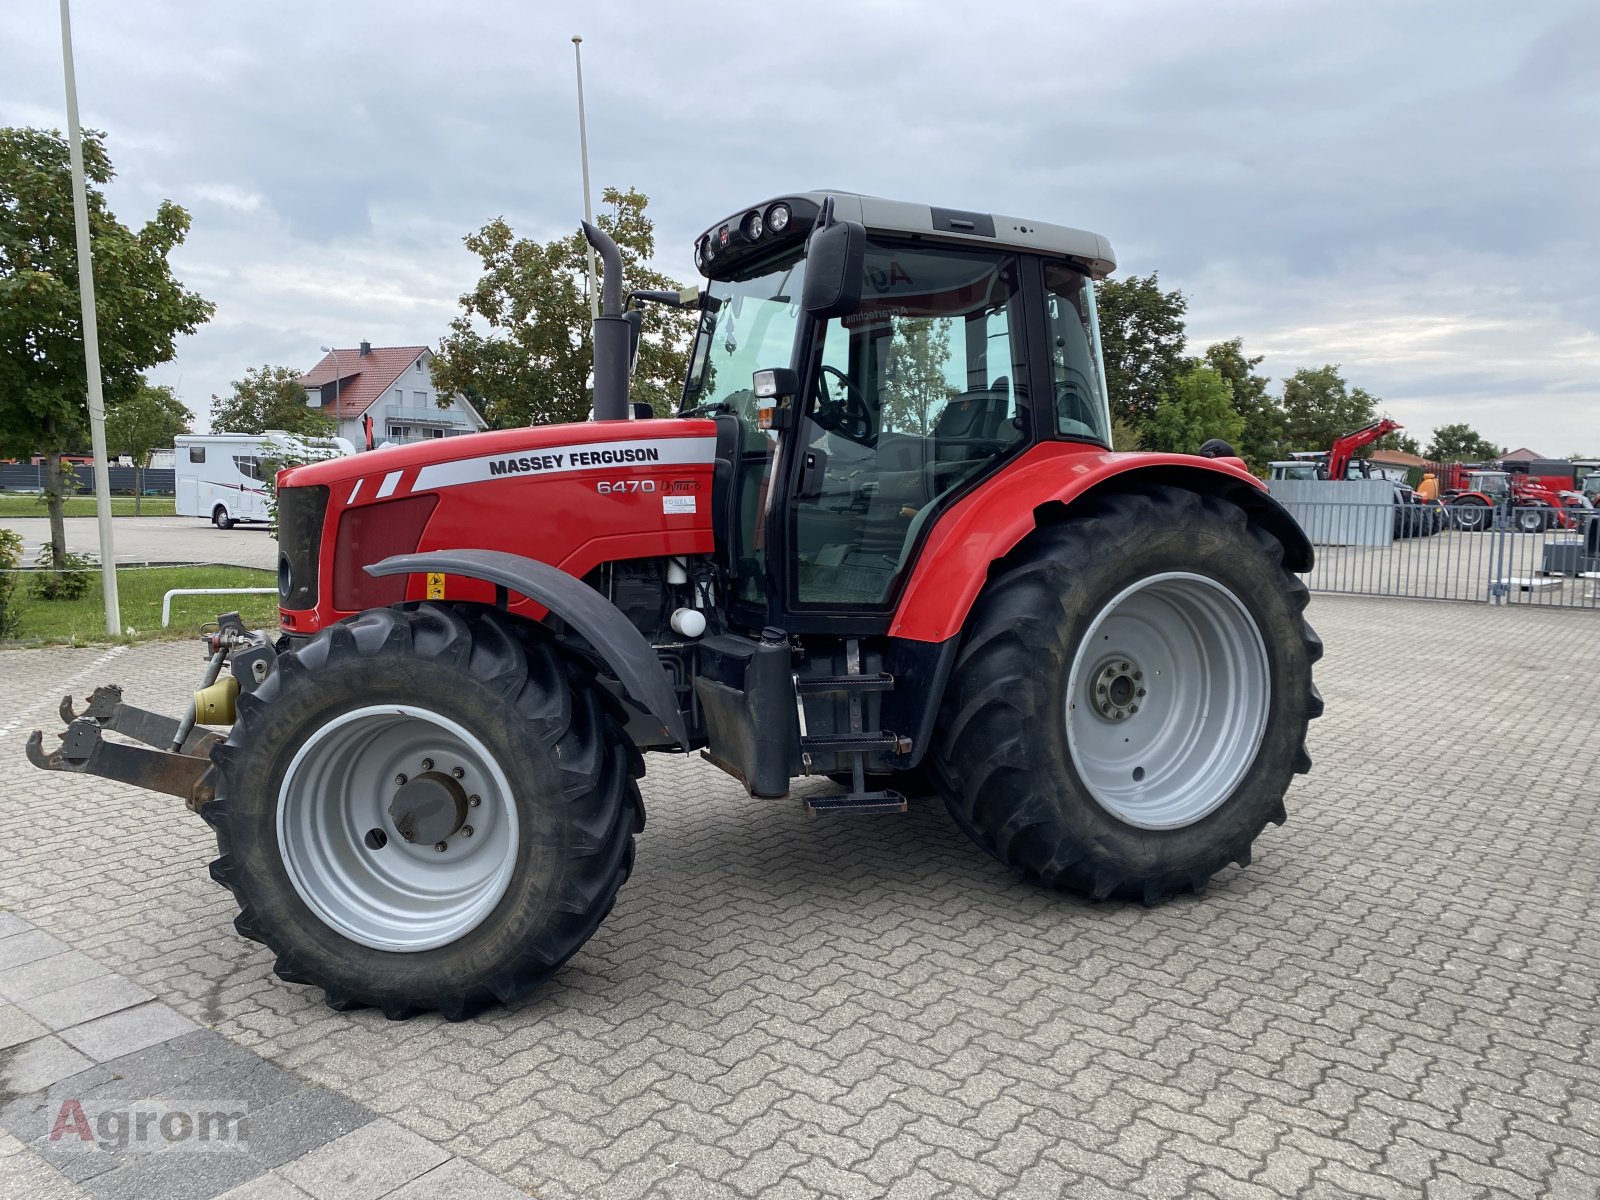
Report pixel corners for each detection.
[368,549,687,748]
[888,446,1313,644]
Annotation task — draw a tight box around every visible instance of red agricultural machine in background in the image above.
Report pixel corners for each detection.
[1268,419,1447,538]
[27,191,1322,1020]
[1438,464,1574,532]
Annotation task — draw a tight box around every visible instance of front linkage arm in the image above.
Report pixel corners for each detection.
[26,613,277,815]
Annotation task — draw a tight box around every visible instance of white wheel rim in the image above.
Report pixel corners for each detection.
[1065,572,1271,830]
[276,705,519,951]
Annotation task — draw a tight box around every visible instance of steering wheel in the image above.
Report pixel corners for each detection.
[816,366,872,442]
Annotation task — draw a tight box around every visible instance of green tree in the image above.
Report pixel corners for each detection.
[0,126,212,578]
[1376,429,1421,455]
[1424,422,1502,463]
[1201,338,1283,471]
[881,319,955,435]
[1279,365,1378,455]
[105,380,190,513]
[431,187,695,428]
[1094,272,1188,431]
[1141,364,1245,454]
[210,365,335,437]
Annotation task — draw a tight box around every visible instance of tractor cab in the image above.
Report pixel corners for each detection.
[1270,457,1324,481]
[1467,470,1510,498]
[677,192,1114,633]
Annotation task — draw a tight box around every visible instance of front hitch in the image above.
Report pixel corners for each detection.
[26,720,217,813]
[25,611,278,815]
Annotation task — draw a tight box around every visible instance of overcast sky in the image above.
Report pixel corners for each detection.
[6,0,1597,452]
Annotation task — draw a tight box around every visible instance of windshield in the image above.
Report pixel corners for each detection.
[680,251,806,430]
[679,252,806,607]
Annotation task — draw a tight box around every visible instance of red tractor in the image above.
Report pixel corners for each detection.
[29,193,1322,1019]
[1440,464,1572,532]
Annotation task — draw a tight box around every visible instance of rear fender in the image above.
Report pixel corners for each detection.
[367,549,687,748]
[888,447,1313,644]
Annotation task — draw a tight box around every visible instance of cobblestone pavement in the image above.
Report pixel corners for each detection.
[1,516,277,571]
[0,595,1597,1199]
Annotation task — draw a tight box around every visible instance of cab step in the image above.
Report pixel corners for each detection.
[799,731,906,754]
[793,672,895,695]
[803,790,907,816]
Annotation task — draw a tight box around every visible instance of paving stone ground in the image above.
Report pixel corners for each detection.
[0,594,1596,1199]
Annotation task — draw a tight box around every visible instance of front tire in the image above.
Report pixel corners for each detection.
[204,603,642,1019]
[1453,498,1490,531]
[930,487,1321,903]
[213,505,234,530]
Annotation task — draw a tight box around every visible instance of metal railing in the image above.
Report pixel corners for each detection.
[1290,499,1599,610]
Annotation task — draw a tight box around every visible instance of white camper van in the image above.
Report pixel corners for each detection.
[175,432,353,528]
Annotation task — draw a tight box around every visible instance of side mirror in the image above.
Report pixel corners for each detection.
[802,219,866,319]
[625,309,643,371]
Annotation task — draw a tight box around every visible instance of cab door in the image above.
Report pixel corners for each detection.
[784,240,1033,613]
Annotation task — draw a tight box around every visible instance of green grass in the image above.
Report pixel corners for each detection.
[7,565,278,646]
[0,495,177,518]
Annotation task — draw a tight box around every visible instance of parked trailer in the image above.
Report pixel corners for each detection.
[175,432,352,528]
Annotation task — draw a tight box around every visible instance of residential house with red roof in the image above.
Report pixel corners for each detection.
[300,342,486,447]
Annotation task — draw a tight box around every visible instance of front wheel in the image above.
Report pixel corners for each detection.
[1515,508,1548,534]
[212,505,234,530]
[1453,499,1490,531]
[930,487,1322,903]
[204,603,642,1019]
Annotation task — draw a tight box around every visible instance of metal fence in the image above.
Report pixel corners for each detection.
[1289,498,1600,610]
[0,463,175,495]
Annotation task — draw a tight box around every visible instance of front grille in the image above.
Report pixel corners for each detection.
[276,484,328,609]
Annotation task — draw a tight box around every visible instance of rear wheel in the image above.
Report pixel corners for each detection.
[204,603,642,1019]
[930,487,1321,903]
[212,505,233,530]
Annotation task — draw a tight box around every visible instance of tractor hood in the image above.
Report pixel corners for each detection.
[275,418,717,634]
[278,418,716,492]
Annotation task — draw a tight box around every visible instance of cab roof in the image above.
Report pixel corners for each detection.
[696,190,1116,281]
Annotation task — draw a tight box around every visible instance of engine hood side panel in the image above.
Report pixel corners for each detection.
[278,419,717,632]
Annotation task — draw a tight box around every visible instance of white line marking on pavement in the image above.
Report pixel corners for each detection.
[0,644,129,738]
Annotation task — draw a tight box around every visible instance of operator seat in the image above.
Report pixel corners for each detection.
[931,377,1012,463]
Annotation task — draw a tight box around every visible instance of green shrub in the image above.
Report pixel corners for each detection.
[28,541,96,601]
[0,528,22,638]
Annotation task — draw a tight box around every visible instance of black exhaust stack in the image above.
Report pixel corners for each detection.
[582,221,630,421]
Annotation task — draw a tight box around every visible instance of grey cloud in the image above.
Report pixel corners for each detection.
[4,0,1595,448]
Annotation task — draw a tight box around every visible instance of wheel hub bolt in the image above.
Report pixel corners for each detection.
[421,758,434,771]
[434,841,448,853]
[468,794,480,807]
[394,774,408,786]
[461,825,474,838]
[451,767,465,779]
[1093,658,1145,721]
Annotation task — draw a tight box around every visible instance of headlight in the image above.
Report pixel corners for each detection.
[767,203,790,233]
[741,210,763,241]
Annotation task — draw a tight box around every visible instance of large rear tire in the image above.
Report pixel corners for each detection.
[929,487,1322,903]
[204,603,642,1019]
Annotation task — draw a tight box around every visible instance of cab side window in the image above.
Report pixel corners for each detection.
[791,242,1028,607]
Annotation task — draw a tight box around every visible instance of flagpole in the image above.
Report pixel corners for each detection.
[572,35,598,323]
[59,0,120,634]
